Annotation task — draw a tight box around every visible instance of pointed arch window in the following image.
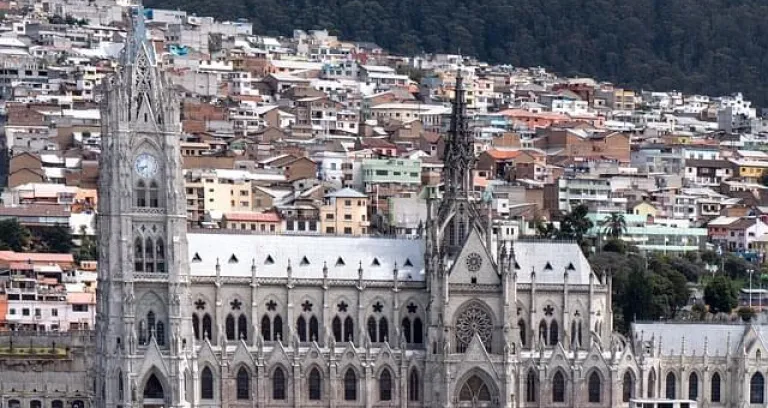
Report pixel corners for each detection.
[401,317,411,343]
[648,370,656,398]
[549,320,559,346]
[155,320,165,346]
[118,371,124,401]
[201,367,214,400]
[226,314,236,341]
[309,316,319,342]
[588,372,601,403]
[261,315,271,340]
[149,180,159,207]
[238,314,248,340]
[552,371,566,403]
[202,314,212,341]
[144,374,164,399]
[309,368,322,400]
[297,316,308,341]
[526,369,537,402]
[135,180,147,207]
[518,319,526,347]
[665,372,676,399]
[138,320,146,345]
[146,311,156,342]
[344,316,354,342]
[378,317,388,342]
[408,369,420,401]
[273,315,283,341]
[344,369,357,401]
[367,316,377,342]
[144,237,155,272]
[236,367,250,400]
[751,372,764,404]
[192,314,200,340]
[134,237,144,272]
[711,372,721,402]
[623,371,634,402]
[273,367,286,400]
[459,375,491,401]
[155,238,165,273]
[379,369,392,401]
[333,316,342,342]
[413,317,423,344]
[688,372,698,400]
[538,320,547,345]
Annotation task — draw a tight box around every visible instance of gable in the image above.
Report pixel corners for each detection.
[448,227,499,285]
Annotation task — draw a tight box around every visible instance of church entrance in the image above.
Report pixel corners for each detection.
[143,373,166,408]
[456,374,498,408]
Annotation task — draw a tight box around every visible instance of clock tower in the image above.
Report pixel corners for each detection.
[95,6,194,408]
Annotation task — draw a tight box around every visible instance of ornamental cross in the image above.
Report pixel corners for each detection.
[337,301,348,313]
[407,303,418,314]
[372,302,383,313]
[194,299,206,310]
[266,300,277,311]
[230,299,242,310]
[302,300,313,312]
[543,304,555,316]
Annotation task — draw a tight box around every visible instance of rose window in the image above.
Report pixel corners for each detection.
[456,304,493,351]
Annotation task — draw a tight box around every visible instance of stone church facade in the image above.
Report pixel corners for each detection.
[0,6,753,408]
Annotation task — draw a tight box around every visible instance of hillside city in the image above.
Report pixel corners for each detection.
[0,0,768,407]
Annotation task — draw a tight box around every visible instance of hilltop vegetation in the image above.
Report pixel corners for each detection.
[147,0,768,106]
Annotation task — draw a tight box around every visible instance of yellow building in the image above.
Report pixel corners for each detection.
[630,201,658,218]
[320,188,370,235]
[184,170,256,222]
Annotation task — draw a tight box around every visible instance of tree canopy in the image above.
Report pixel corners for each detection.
[149,0,768,106]
[704,275,738,314]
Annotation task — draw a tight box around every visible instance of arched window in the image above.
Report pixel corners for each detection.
[526,369,537,402]
[134,237,144,272]
[408,369,420,401]
[367,316,377,342]
[51,401,63,408]
[751,372,765,404]
[344,369,357,401]
[309,368,322,400]
[149,180,159,207]
[297,316,308,341]
[30,401,41,408]
[401,317,411,343]
[518,319,526,347]
[588,372,601,403]
[378,317,388,342]
[688,372,698,400]
[144,374,164,399]
[118,371,124,401]
[333,316,342,342]
[135,180,147,207]
[648,369,656,398]
[261,315,271,341]
[226,314,235,340]
[144,237,155,272]
[538,320,547,345]
[155,238,165,273]
[192,314,200,340]
[344,316,354,342]
[273,315,283,341]
[273,367,286,400]
[7,400,19,408]
[236,367,250,400]
[622,371,634,402]
[147,311,156,341]
[711,372,721,402]
[665,372,676,399]
[238,314,248,340]
[202,314,212,341]
[379,369,392,401]
[413,317,423,344]
[155,320,165,346]
[549,320,559,346]
[309,316,319,342]
[552,371,566,403]
[138,320,147,345]
[459,375,491,401]
[201,366,214,400]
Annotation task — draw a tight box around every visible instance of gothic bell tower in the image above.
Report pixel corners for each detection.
[96,6,194,408]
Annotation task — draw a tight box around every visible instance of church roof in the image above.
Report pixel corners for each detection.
[632,322,746,356]
[512,240,594,285]
[187,233,425,281]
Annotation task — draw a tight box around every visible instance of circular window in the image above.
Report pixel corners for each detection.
[456,304,493,347]
[465,252,483,272]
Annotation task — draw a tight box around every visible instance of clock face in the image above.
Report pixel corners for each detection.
[466,252,483,272]
[134,153,158,178]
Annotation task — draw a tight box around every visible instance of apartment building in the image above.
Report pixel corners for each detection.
[319,188,370,235]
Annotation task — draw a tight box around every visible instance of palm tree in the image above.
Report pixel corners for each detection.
[600,213,627,239]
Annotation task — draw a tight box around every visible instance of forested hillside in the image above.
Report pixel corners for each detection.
[147,0,768,106]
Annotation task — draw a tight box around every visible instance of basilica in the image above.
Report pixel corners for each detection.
[9,7,764,408]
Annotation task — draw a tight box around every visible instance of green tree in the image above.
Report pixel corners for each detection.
[37,225,74,253]
[704,275,738,314]
[723,255,751,279]
[558,204,593,243]
[600,212,627,239]
[75,225,98,262]
[0,219,31,252]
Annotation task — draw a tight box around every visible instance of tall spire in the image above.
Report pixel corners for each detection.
[443,69,474,198]
[122,6,155,67]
